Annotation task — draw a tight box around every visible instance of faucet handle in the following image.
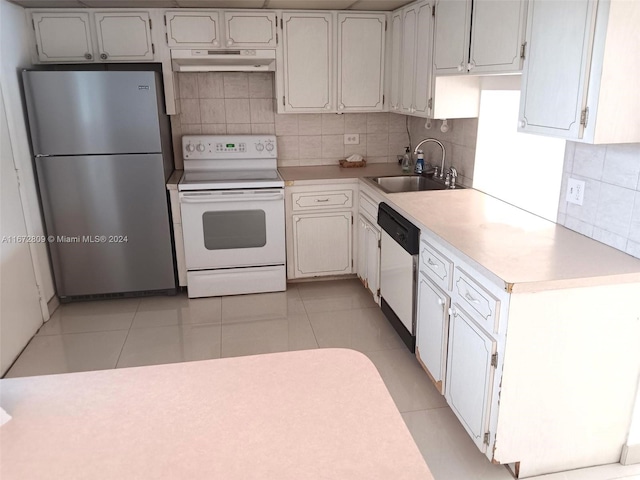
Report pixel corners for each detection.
[449,166,458,178]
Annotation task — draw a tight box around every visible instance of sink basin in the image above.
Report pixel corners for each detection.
[367,175,464,194]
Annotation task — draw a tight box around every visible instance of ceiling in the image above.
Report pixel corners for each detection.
[10,0,414,10]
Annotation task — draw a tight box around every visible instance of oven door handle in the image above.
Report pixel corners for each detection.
[180,192,284,203]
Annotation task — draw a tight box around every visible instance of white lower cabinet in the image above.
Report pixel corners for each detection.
[356,215,381,302]
[286,183,357,280]
[292,212,352,278]
[445,304,496,452]
[416,275,449,393]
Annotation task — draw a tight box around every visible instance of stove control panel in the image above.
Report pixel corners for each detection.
[183,135,277,159]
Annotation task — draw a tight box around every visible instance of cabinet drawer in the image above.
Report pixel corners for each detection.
[419,240,453,291]
[292,190,353,211]
[453,268,500,333]
[359,192,379,224]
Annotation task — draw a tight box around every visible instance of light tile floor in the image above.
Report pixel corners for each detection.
[5,279,640,480]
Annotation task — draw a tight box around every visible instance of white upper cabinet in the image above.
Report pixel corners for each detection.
[433,0,526,75]
[31,10,155,63]
[390,1,434,118]
[224,11,277,48]
[281,12,333,112]
[518,0,639,144]
[433,0,471,74]
[337,13,386,112]
[412,2,434,116]
[399,6,417,114]
[389,11,403,112]
[94,12,154,61]
[32,12,93,62]
[469,0,528,73]
[165,11,221,48]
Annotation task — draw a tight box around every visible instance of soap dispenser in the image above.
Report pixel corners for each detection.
[414,150,425,174]
[401,147,412,173]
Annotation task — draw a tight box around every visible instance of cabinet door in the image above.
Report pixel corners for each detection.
[282,13,333,112]
[400,6,417,114]
[32,12,94,63]
[445,306,496,452]
[95,12,154,61]
[416,275,449,393]
[292,212,352,277]
[365,221,381,301]
[389,11,403,112]
[224,11,277,48]
[165,11,221,48]
[413,2,434,117]
[337,13,386,112]
[469,0,527,73]
[518,0,596,139]
[433,0,472,75]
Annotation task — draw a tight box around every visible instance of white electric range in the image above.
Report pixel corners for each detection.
[178,135,286,298]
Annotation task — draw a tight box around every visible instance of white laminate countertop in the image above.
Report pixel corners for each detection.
[166,169,182,190]
[0,349,433,480]
[387,189,640,293]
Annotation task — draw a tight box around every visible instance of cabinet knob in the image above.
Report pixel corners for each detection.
[457,63,464,72]
[437,298,445,306]
[227,39,233,46]
[213,40,219,47]
[519,119,526,128]
[468,62,475,71]
[84,53,93,60]
[100,53,108,60]
[339,104,344,110]
[325,105,331,110]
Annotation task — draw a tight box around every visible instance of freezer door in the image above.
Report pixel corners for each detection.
[23,70,163,155]
[36,154,175,297]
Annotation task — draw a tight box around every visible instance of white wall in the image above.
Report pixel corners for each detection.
[0,0,55,305]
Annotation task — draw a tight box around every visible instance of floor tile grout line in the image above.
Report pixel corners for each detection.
[400,406,450,415]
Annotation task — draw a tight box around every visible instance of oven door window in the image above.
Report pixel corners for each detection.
[202,210,266,250]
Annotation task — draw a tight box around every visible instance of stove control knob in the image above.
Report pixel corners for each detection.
[265,143,274,152]
[196,144,205,152]
[186,143,195,153]
[256,143,265,152]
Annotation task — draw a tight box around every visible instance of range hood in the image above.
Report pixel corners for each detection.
[171,49,276,72]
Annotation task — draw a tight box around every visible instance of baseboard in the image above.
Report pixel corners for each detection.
[621,443,640,465]
[47,295,60,319]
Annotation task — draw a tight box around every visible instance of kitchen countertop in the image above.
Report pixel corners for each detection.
[166,169,182,190]
[387,189,640,293]
[279,163,404,184]
[0,349,433,480]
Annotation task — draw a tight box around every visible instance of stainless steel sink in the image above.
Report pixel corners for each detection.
[366,175,464,194]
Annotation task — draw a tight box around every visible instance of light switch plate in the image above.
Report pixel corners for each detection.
[344,134,359,145]
[566,177,585,205]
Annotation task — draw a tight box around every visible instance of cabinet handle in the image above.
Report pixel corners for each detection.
[213,40,219,47]
[315,198,329,203]
[457,63,464,72]
[448,307,457,317]
[227,39,233,46]
[468,62,475,71]
[464,291,480,304]
[519,120,526,128]
[100,53,108,60]
[84,53,93,60]
[437,298,445,306]
[339,103,345,110]
[427,258,438,268]
[325,105,331,110]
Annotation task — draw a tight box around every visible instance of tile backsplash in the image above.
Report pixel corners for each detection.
[408,116,479,187]
[557,142,640,259]
[171,72,411,168]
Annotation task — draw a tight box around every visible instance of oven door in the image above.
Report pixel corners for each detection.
[180,189,285,270]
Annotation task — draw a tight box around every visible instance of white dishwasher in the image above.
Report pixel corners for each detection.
[377,202,420,352]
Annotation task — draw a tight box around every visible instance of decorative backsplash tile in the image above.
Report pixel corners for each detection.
[171,72,411,168]
[558,142,640,259]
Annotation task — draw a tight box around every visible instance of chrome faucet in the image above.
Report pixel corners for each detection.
[448,167,458,188]
[413,138,446,179]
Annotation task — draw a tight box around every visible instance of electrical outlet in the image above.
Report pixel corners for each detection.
[566,177,585,205]
[344,134,360,145]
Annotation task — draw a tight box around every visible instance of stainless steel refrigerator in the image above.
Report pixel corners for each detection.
[22,70,176,301]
